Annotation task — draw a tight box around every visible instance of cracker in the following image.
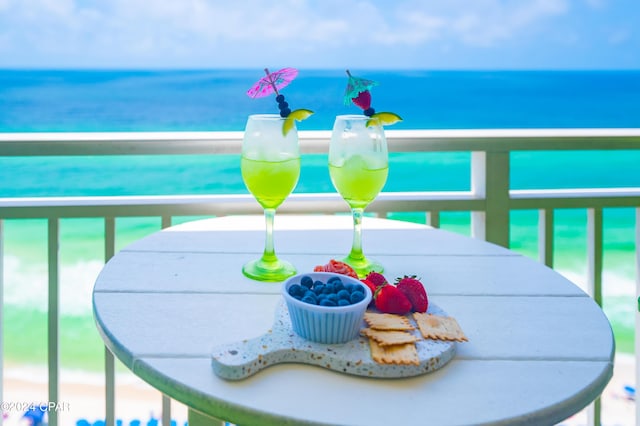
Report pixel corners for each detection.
[360,328,420,346]
[368,339,420,365]
[413,313,468,342]
[363,312,414,331]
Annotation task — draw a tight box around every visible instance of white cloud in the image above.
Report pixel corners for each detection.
[0,0,634,68]
[434,0,570,47]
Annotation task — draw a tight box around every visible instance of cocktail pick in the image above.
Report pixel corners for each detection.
[343,70,402,127]
[247,67,313,135]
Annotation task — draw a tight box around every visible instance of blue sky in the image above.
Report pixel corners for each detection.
[0,0,638,69]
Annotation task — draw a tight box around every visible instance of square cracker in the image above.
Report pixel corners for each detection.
[413,313,468,342]
[368,339,420,365]
[364,312,414,331]
[361,328,420,346]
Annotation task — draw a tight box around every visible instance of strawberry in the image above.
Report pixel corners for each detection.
[365,271,388,288]
[374,284,412,315]
[360,278,377,295]
[352,90,372,110]
[396,275,428,313]
[360,278,377,306]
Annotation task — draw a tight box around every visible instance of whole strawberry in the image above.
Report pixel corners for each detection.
[374,284,412,315]
[366,271,388,288]
[360,278,377,296]
[396,275,428,313]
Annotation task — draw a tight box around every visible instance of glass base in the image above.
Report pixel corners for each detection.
[341,254,384,279]
[242,257,297,282]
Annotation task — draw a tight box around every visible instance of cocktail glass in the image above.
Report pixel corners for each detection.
[329,114,389,277]
[241,114,300,281]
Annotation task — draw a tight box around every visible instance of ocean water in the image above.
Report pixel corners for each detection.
[1,69,639,370]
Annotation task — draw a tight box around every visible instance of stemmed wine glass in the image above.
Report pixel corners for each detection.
[329,114,389,277]
[241,114,301,281]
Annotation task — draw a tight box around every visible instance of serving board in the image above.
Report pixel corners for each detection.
[211,299,456,381]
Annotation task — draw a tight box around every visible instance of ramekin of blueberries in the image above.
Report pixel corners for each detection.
[282,272,372,344]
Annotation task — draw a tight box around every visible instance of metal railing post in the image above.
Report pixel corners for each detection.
[160,215,174,426]
[586,207,604,426]
[47,218,60,426]
[471,151,510,246]
[104,217,116,426]
[538,208,554,267]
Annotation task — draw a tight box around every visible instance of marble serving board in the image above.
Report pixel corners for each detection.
[211,299,456,381]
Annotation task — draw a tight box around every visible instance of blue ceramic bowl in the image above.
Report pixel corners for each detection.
[282,272,372,344]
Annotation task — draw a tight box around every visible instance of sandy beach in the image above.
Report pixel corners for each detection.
[2,356,636,426]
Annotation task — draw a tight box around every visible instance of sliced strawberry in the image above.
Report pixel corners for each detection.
[396,275,428,313]
[365,271,388,288]
[374,284,412,315]
[313,259,358,279]
[352,90,372,110]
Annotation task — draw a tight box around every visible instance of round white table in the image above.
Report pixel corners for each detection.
[93,215,614,426]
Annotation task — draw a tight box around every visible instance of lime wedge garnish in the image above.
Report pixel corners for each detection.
[283,109,314,136]
[366,112,403,128]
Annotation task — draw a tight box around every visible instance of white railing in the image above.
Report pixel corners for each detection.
[1,129,639,426]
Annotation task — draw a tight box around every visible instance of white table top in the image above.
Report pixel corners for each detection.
[92,215,614,426]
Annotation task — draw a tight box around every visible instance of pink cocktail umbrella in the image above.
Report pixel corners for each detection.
[246,67,313,134]
[247,67,299,98]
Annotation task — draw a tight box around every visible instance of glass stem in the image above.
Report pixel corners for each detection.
[349,207,365,261]
[262,208,278,263]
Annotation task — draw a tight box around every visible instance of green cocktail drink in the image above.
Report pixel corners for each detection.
[241,155,300,209]
[329,155,388,210]
[329,115,389,277]
[241,114,301,282]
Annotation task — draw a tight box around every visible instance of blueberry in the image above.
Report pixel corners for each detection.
[300,276,313,289]
[350,291,365,304]
[288,284,305,298]
[275,94,285,103]
[278,101,289,110]
[345,283,357,293]
[301,295,317,305]
[322,285,333,294]
[303,290,317,302]
[280,108,291,117]
[364,107,375,117]
[320,299,337,307]
[334,282,346,292]
[338,299,351,306]
[337,289,350,301]
[313,283,326,295]
[326,293,338,303]
[327,276,342,285]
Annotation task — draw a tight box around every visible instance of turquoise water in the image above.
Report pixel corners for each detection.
[1,69,639,369]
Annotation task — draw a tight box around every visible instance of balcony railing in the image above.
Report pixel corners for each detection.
[1,129,639,426]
